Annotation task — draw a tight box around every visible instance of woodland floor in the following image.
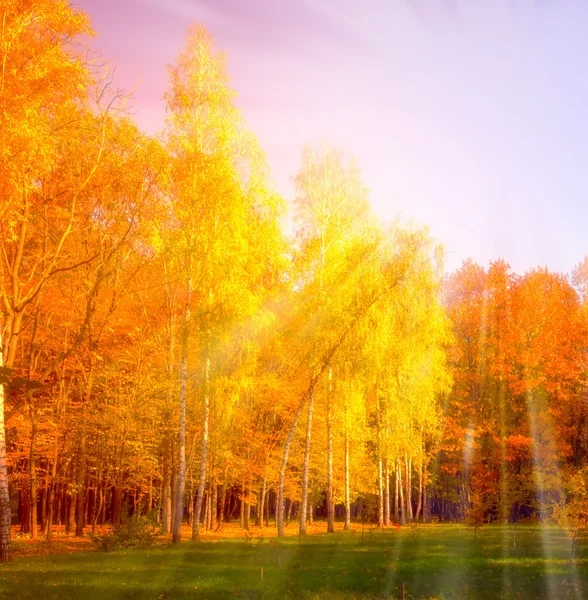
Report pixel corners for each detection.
[1,524,587,599]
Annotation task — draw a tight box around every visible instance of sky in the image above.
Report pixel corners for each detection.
[76,0,588,275]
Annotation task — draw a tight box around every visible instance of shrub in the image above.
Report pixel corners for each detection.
[92,515,159,552]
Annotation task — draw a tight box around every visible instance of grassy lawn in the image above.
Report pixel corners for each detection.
[1,524,587,599]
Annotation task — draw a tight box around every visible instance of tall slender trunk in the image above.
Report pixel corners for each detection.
[394,461,399,523]
[247,483,252,526]
[217,482,226,530]
[258,477,266,528]
[46,413,64,541]
[398,460,406,525]
[29,406,38,539]
[19,488,30,534]
[112,484,123,527]
[377,455,384,527]
[75,433,86,536]
[229,489,237,521]
[204,484,211,531]
[406,456,413,522]
[277,389,308,537]
[147,475,153,516]
[91,458,103,534]
[162,468,171,534]
[192,353,210,540]
[0,333,12,562]
[423,482,429,523]
[243,484,250,530]
[255,482,262,527]
[40,483,47,534]
[211,483,218,531]
[326,369,334,533]
[239,489,245,528]
[67,478,76,533]
[173,279,191,544]
[170,472,177,531]
[45,481,55,540]
[416,459,423,521]
[187,473,194,526]
[300,387,314,535]
[113,434,126,528]
[55,487,62,527]
[376,387,383,528]
[100,480,107,527]
[384,458,390,526]
[76,363,97,538]
[85,485,93,524]
[344,428,350,531]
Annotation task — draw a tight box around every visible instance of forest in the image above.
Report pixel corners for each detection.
[1,0,588,573]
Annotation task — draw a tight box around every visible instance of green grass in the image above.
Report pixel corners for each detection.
[1,524,587,599]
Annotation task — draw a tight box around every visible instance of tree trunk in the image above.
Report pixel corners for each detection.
[217,483,226,530]
[398,460,406,525]
[91,459,103,534]
[147,475,153,516]
[192,353,210,540]
[162,451,171,533]
[45,481,55,540]
[85,484,92,524]
[394,461,399,523]
[327,369,334,533]
[92,482,104,534]
[255,483,262,527]
[0,334,12,562]
[55,487,62,527]
[19,488,30,534]
[240,490,245,529]
[384,458,390,526]
[244,486,250,530]
[67,482,76,533]
[204,485,211,531]
[29,407,38,539]
[423,482,429,524]
[258,477,266,528]
[378,455,384,527]
[40,484,47,534]
[406,456,413,522]
[277,389,308,537]
[344,428,350,531]
[112,485,123,527]
[208,486,214,531]
[100,484,107,528]
[173,281,190,544]
[416,459,423,521]
[229,489,237,521]
[170,477,177,532]
[376,390,383,528]
[75,434,86,536]
[300,386,314,535]
[211,483,218,531]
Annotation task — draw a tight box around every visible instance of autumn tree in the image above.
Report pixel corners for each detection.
[0,0,95,562]
[163,24,285,542]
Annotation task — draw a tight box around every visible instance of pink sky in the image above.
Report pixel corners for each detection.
[76,0,588,275]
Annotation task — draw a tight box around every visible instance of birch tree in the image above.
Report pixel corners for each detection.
[164,24,284,542]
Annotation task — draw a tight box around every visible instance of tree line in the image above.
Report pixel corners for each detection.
[1,0,587,563]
